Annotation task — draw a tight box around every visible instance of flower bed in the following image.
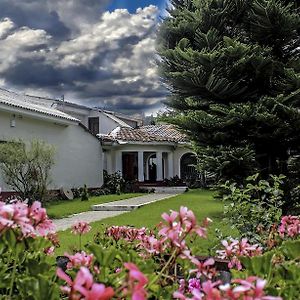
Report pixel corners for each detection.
[0,198,299,299]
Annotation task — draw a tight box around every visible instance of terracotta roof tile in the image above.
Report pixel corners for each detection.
[103,124,188,143]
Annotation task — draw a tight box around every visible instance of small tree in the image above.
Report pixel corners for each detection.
[0,139,55,204]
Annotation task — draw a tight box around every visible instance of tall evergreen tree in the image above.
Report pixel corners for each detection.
[158,0,300,184]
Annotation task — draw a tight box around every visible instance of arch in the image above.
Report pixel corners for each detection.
[180,152,198,180]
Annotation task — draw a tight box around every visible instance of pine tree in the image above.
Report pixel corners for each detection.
[158,0,300,184]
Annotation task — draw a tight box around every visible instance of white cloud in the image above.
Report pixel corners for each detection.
[47,0,111,32]
[0,5,166,112]
[0,18,50,72]
[0,18,14,39]
[56,6,158,68]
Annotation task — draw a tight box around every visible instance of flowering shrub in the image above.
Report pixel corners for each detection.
[221,174,284,244]
[105,225,147,242]
[65,251,94,269]
[57,266,114,299]
[71,221,91,250]
[278,215,300,238]
[0,200,55,237]
[1,196,297,300]
[173,277,281,300]
[216,238,263,270]
[0,200,59,298]
[71,221,91,235]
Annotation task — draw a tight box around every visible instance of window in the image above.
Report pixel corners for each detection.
[88,117,99,135]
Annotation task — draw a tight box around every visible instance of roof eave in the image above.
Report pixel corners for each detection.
[104,140,180,146]
[0,103,78,126]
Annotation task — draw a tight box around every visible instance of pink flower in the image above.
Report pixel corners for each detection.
[173,291,191,300]
[81,283,114,300]
[139,234,165,255]
[105,226,147,242]
[179,279,186,293]
[216,238,262,270]
[44,246,55,256]
[188,278,201,293]
[66,251,94,269]
[0,201,55,238]
[71,221,91,235]
[231,277,282,300]
[0,202,15,232]
[201,280,222,299]
[28,201,55,236]
[11,201,34,236]
[278,215,300,238]
[0,201,33,236]
[173,277,282,300]
[57,267,114,300]
[124,262,148,300]
[162,210,179,225]
[157,207,211,261]
[190,257,216,279]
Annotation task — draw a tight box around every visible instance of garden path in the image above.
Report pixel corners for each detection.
[53,193,178,231]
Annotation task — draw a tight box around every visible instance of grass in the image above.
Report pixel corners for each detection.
[57,189,238,256]
[46,193,142,219]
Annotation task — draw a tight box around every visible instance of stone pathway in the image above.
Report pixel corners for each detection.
[92,193,176,211]
[53,193,178,231]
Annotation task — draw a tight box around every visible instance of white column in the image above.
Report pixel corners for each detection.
[106,151,113,174]
[168,152,174,179]
[156,151,163,181]
[138,151,144,182]
[145,154,149,181]
[115,151,122,175]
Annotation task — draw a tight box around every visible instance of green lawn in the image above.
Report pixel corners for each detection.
[56,189,238,256]
[46,193,142,219]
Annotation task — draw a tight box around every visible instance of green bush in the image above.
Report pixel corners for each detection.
[80,184,89,201]
[221,174,285,243]
[102,171,125,194]
[0,139,55,204]
[233,239,300,299]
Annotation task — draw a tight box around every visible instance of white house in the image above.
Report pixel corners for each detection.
[46,98,198,184]
[0,88,103,195]
[0,87,197,195]
[100,125,197,183]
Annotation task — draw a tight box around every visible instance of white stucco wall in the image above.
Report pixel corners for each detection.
[55,103,90,127]
[98,112,122,134]
[0,110,103,191]
[55,104,133,135]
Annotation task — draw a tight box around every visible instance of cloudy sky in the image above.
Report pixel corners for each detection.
[0,0,167,115]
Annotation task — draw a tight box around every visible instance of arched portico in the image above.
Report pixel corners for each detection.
[145,153,167,182]
[179,152,198,180]
[109,146,175,183]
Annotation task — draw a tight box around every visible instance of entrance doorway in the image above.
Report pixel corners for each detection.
[147,153,165,182]
[122,152,138,181]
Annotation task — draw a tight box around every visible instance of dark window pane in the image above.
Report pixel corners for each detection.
[88,117,99,135]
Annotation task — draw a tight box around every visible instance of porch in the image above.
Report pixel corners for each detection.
[103,146,198,184]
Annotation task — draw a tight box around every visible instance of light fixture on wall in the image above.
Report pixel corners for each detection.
[10,115,16,127]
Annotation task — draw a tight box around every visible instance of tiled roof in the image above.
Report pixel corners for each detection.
[141,125,187,142]
[0,88,79,122]
[103,124,188,143]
